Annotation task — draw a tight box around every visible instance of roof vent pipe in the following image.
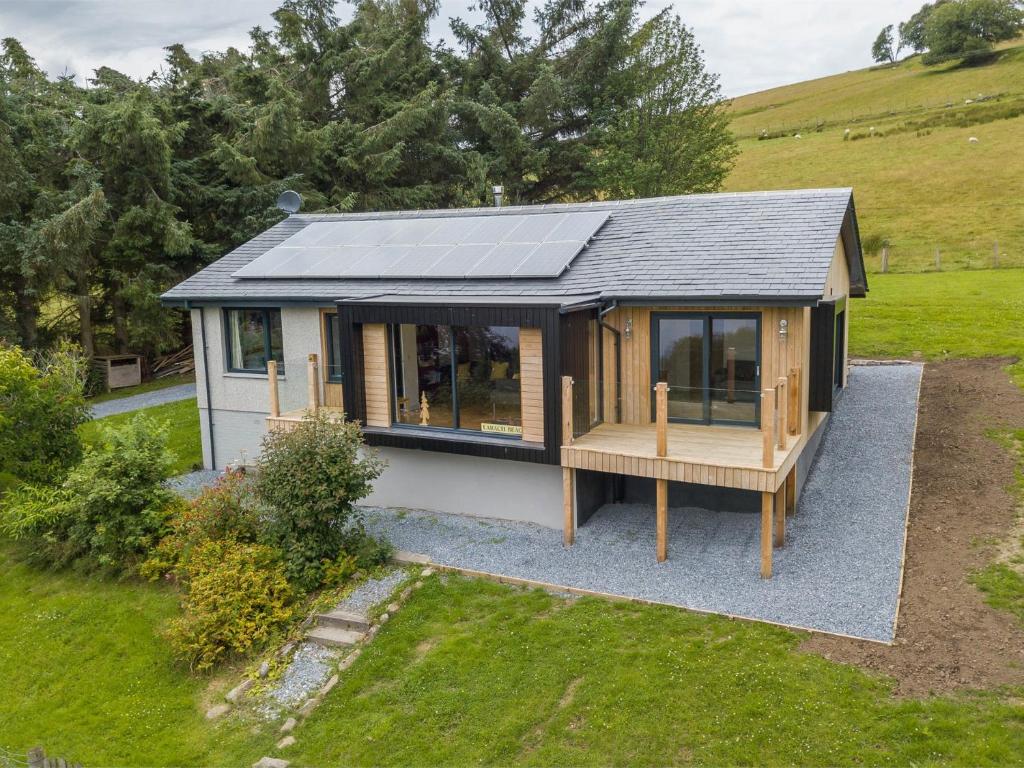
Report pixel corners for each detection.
[492,185,504,208]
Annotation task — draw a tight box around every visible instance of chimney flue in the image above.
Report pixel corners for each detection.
[492,185,504,207]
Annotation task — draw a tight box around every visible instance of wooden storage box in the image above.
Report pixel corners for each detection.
[94,354,142,391]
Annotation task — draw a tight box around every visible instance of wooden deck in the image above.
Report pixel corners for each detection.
[561,421,803,494]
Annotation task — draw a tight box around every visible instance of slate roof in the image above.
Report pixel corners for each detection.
[162,188,866,306]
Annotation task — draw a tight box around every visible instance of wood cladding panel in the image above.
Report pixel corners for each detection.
[519,327,545,443]
[362,324,390,427]
[600,305,809,434]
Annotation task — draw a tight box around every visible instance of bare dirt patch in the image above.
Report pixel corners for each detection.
[803,358,1024,696]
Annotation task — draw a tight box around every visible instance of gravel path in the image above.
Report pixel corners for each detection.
[334,569,407,616]
[262,642,339,712]
[89,383,196,419]
[364,364,922,642]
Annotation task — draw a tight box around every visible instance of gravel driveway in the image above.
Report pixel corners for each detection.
[89,383,197,419]
[364,364,922,642]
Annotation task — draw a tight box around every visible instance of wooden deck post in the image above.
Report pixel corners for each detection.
[562,376,575,547]
[307,353,320,411]
[267,360,280,418]
[760,491,773,578]
[776,377,787,451]
[785,465,797,516]
[562,376,574,445]
[788,367,800,435]
[656,478,668,562]
[655,382,669,562]
[761,388,775,468]
[655,382,668,457]
[563,467,575,546]
[774,483,786,548]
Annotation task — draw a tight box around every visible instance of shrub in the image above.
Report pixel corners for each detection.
[0,344,89,483]
[2,415,176,571]
[255,411,385,591]
[142,470,261,579]
[167,540,294,671]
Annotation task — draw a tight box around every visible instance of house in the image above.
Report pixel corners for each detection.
[162,188,866,577]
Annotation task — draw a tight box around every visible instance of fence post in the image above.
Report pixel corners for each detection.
[788,367,800,435]
[761,388,775,469]
[267,360,280,418]
[307,353,319,411]
[561,376,574,445]
[994,240,1000,268]
[881,243,889,273]
[935,247,941,271]
[776,377,787,450]
[655,381,669,562]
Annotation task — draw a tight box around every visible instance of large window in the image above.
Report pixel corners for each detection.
[652,313,760,426]
[391,324,521,437]
[224,308,284,374]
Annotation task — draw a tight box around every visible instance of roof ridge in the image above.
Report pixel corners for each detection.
[288,188,854,220]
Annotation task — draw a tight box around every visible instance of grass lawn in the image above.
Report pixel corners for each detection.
[973,428,1024,626]
[2,555,1022,767]
[0,544,262,766]
[79,397,202,475]
[851,269,1024,385]
[88,372,195,404]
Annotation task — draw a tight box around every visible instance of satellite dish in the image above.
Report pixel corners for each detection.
[276,190,302,214]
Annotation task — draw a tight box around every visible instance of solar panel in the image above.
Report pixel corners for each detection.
[232,210,609,279]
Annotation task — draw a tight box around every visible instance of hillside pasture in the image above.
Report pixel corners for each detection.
[725,43,1024,273]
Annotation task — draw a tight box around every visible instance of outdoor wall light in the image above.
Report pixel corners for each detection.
[624,317,633,339]
[779,319,789,339]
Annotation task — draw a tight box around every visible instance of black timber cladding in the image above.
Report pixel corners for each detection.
[808,301,836,412]
[560,307,597,438]
[336,301,563,465]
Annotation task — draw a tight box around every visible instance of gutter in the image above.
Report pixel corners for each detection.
[598,300,622,423]
[187,301,217,470]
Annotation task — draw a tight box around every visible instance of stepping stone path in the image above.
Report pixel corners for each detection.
[247,566,433,767]
[306,569,406,649]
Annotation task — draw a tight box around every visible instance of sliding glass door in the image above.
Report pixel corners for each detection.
[653,313,760,426]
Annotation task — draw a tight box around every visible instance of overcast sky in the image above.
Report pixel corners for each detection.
[2,0,926,97]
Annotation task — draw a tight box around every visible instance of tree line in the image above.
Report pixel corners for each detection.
[872,0,1023,65]
[0,0,737,357]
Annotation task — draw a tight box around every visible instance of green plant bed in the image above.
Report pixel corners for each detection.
[87,372,195,403]
[80,398,202,475]
[850,270,1024,386]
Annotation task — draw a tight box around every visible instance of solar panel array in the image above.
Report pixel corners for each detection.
[232,211,609,279]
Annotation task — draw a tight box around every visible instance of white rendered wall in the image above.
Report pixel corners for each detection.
[191,305,324,469]
[364,447,564,529]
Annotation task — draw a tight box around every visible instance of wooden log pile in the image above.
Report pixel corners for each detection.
[152,345,194,379]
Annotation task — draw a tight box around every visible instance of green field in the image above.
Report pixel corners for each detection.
[850,269,1024,384]
[724,42,1024,272]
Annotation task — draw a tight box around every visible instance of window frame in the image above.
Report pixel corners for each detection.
[387,323,523,441]
[323,311,345,384]
[650,311,762,428]
[223,307,285,375]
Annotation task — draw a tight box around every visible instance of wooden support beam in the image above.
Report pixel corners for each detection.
[760,491,773,579]
[267,360,280,418]
[655,382,668,457]
[761,388,775,469]
[788,367,800,435]
[774,484,786,548]
[561,376,574,446]
[785,466,797,516]
[307,353,320,411]
[776,377,787,451]
[656,478,668,562]
[563,467,575,546]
